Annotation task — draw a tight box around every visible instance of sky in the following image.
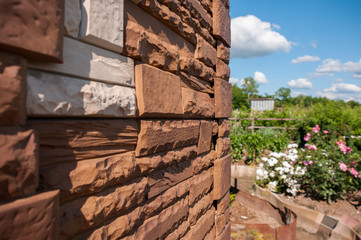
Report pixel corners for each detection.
[229,0,361,102]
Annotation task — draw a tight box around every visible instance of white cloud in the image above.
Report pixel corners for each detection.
[334,78,343,83]
[271,23,281,30]
[229,77,238,84]
[310,41,317,48]
[315,58,361,77]
[324,83,361,93]
[231,15,292,59]
[254,71,268,84]
[354,74,361,78]
[288,78,312,89]
[291,55,320,64]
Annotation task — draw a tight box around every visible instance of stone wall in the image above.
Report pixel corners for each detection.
[0,0,231,239]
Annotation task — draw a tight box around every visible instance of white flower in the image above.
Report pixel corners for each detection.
[270,171,275,178]
[268,181,278,192]
[281,175,287,179]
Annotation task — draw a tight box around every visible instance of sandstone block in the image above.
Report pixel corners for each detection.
[216,208,230,236]
[135,64,183,117]
[218,119,230,138]
[135,120,200,157]
[214,154,231,200]
[179,56,215,83]
[39,152,138,202]
[189,168,214,205]
[0,52,27,126]
[217,191,230,215]
[198,121,213,154]
[204,226,216,240]
[80,0,124,53]
[27,70,136,117]
[148,160,192,198]
[216,222,231,240]
[216,58,230,80]
[180,71,214,94]
[213,0,231,47]
[29,37,134,86]
[213,120,219,136]
[181,88,214,118]
[195,35,217,67]
[215,78,232,118]
[183,207,215,240]
[217,41,230,64]
[189,191,213,225]
[164,219,190,240]
[0,128,38,200]
[0,0,64,62]
[217,137,231,158]
[192,150,216,175]
[64,0,81,38]
[0,190,59,239]
[28,119,137,166]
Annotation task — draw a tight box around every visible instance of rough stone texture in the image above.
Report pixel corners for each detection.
[80,0,124,53]
[135,64,183,117]
[164,219,190,240]
[216,222,231,240]
[214,154,231,200]
[192,150,216,175]
[217,191,230,215]
[217,41,230,64]
[29,37,134,86]
[218,119,230,138]
[180,0,212,30]
[212,121,219,136]
[216,138,231,158]
[0,0,64,62]
[179,56,216,83]
[189,168,214,205]
[135,120,200,157]
[28,119,137,166]
[189,191,213,225]
[214,78,232,118]
[195,35,217,67]
[181,88,214,118]
[216,208,230,236]
[180,71,214,94]
[216,58,230,80]
[148,160,192,198]
[205,226,217,240]
[39,152,138,203]
[0,190,59,239]
[213,0,231,47]
[0,128,38,200]
[0,52,27,126]
[27,70,136,117]
[198,121,213,154]
[64,0,81,38]
[183,207,216,240]
[60,178,148,238]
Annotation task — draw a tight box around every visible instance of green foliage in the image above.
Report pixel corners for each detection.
[229,192,236,206]
[232,84,249,110]
[242,77,259,98]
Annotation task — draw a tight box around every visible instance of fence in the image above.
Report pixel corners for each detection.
[229,117,297,132]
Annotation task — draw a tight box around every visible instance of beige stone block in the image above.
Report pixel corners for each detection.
[218,119,230,138]
[80,0,124,53]
[0,52,27,126]
[192,150,216,175]
[0,128,38,200]
[27,70,136,117]
[189,167,214,205]
[195,35,217,67]
[214,154,231,200]
[213,0,230,47]
[215,78,232,118]
[198,120,213,154]
[64,0,81,38]
[216,58,230,80]
[182,87,214,118]
[216,208,230,236]
[29,37,134,86]
[135,64,183,117]
[0,190,59,239]
[217,137,231,158]
[217,40,230,64]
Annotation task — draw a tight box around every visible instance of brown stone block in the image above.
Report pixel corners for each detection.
[0,128,38,200]
[135,120,200,157]
[164,219,190,240]
[182,87,214,118]
[0,190,59,239]
[189,191,213,225]
[148,159,192,199]
[28,119,137,166]
[217,191,230,215]
[216,222,231,240]
[0,0,64,62]
[218,119,230,138]
[135,64,183,117]
[189,167,214,205]
[214,154,231,200]
[195,35,217,67]
[0,52,27,126]
[216,208,230,236]
[180,71,214,94]
[213,0,231,47]
[192,150,216,175]
[216,58,230,80]
[179,56,215,83]
[217,137,231,158]
[212,120,219,135]
[198,120,213,154]
[217,41,230,64]
[204,225,216,240]
[183,206,215,240]
[214,78,232,118]
[181,0,212,30]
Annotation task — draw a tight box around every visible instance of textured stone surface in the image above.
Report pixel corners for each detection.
[213,120,219,136]
[0,52,27,126]
[215,78,232,118]
[217,137,231,158]
[181,88,214,118]
[216,58,230,80]
[27,70,136,117]
[183,207,215,240]
[135,64,183,117]
[80,0,124,53]
[28,119,137,166]
[217,191,230,215]
[135,120,200,157]
[64,0,81,38]
[192,150,216,175]
[216,222,231,240]
[189,191,213,225]
[216,208,230,236]
[189,168,214,205]
[180,0,212,30]
[0,0,64,62]
[180,71,214,94]
[0,128,38,200]
[218,119,230,138]
[204,226,216,240]
[217,41,230,64]
[164,219,190,240]
[29,37,134,86]
[0,190,59,239]
[39,152,138,202]
[198,121,213,154]
[214,154,231,200]
[179,56,215,83]
[213,0,231,47]
[195,35,217,67]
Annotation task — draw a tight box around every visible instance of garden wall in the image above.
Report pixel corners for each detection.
[0,0,231,239]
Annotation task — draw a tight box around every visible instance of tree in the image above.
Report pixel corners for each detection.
[242,77,259,98]
[274,87,291,103]
[232,84,249,109]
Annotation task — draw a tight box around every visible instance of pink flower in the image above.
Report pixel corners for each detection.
[312,124,320,133]
[352,161,356,165]
[306,133,311,137]
[304,136,310,141]
[339,162,348,172]
[350,168,359,178]
[337,141,352,154]
[305,144,317,151]
[323,130,329,134]
[304,161,309,166]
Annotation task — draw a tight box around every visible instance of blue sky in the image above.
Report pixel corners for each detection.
[229,0,361,102]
